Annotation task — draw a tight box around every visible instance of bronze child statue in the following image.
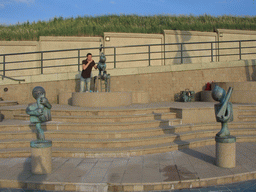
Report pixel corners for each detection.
[26,86,52,141]
[212,85,233,137]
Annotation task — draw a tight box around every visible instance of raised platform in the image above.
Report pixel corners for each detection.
[59,91,149,107]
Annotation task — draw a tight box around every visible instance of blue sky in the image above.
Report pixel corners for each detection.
[0,0,255,25]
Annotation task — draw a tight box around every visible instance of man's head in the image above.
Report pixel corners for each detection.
[87,53,92,61]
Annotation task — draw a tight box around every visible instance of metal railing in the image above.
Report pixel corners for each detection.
[0,39,256,79]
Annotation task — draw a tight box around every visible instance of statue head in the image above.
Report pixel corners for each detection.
[212,85,226,103]
[32,86,45,100]
[99,53,106,63]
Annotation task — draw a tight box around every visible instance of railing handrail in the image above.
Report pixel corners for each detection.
[0,39,256,78]
[0,74,25,82]
[1,39,256,57]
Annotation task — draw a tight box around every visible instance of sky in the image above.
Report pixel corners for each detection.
[0,0,255,25]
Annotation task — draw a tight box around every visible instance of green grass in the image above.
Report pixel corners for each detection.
[1,14,256,41]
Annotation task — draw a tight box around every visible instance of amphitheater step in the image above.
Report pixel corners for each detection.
[0,101,18,106]
[0,135,255,158]
[0,120,179,132]
[13,112,177,123]
[239,109,256,116]
[0,128,254,150]
[238,105,256,110]
[0,127,175,140]
[12,106,175,117]
[238,115,256,122]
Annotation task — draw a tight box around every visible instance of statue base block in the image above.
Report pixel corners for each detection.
[215,136,236,168]
[30,140,52,174]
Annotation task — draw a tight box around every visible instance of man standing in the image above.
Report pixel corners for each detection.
[80,53,97,92]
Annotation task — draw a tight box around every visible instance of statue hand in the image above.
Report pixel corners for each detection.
[40,97,48,105]
[35,108,43,116]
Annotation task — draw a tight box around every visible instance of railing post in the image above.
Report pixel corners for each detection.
[78,50,80,71]
[239,41,242,60]
[41,52,43,74]
[2,55,5,79]
[164,43,166,65]
[148,45,151,66]
[114,47,116,68]
[211,42,213,62]
[181,43,183,64]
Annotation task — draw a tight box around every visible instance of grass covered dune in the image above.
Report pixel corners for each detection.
[1,14,256,41]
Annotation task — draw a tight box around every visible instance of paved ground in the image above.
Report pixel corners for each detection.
[1,179,256,191]
[0,102,255,191]
[0,143,255,191]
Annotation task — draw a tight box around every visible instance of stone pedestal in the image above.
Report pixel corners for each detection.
[215,136,236,168]
[30,140,52,174]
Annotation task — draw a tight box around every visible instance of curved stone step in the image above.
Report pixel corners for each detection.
[4,105,174,117]
[239,104,256,109]
[0,128,255,150]
[0,120,172,132]
[13,112,177,123]
[0,127,172,140]
[0,101,18,106]
[239,109,256,116]
[0,135,255,158]
[238,115,256,121]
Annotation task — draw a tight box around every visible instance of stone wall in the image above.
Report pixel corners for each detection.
[1,29,256,78]
[39,36,103,74]
[0,41,39,76]
[103,32,164,68]
[164,30,217,65]
[0,59,254,104]
[217,29,256,62]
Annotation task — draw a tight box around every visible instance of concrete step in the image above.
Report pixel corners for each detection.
[0,135,255,158]
[12,106,174,117]
[0,122,255,140]
[0,120,255,134]
[0,127,174,140]
[0,128,254,150]
[238,115,256,121]
[13,112,177,123]
[239,110,256,116]
[238,105,256,110]
[0,101,18,106]
[0,119,179,132]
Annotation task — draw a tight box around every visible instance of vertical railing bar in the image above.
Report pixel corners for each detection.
[114,47,116,68]
[164,43,166,65]
[41,52,43,74]
[181,43,183,64]
[239,41,242,60]
[148,45,151,66]
[3,55,5,79]
[78,50,80,71]
[211,42,213,62]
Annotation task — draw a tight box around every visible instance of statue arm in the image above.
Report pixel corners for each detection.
[40,97,52,109]
[220,103,232,122]
[26,106,42,116]
[44,102,52,109]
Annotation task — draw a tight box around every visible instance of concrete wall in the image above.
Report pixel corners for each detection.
[0,41,39,77]
[104,32,164,69]
[0,29,256,78]
[164,30,217,65]
[217,29,256,62]
[39,36,103,74]
[0,59,254,104]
